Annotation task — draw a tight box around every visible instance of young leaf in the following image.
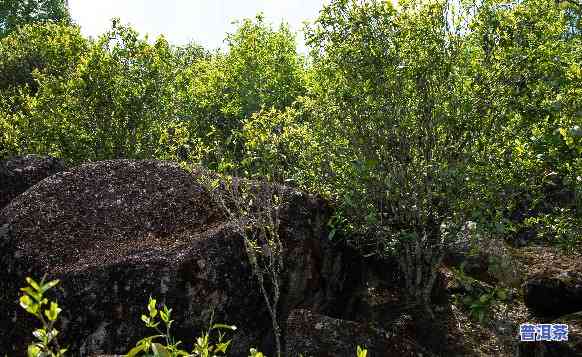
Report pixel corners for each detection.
[215,340,231,353]
[147,297,158,318]
[125,344,147,357]
[151,343,172,357]
[357,345,368,357]
[20,287,42,302]
[32,329,46,341]
[45,301,62,321]
[212,323,237,331]
[26,344,41,357]
[40,279,60,293]
[20,295,39,316]
[25,277,41,291]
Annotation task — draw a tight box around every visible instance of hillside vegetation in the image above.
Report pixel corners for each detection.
[0,0,581,355]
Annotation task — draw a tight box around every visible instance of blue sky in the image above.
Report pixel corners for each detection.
[68,0,331,53]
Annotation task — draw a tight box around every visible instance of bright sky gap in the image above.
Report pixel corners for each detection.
[68,0,333,53]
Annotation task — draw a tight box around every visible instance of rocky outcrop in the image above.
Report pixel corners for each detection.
[0,155,64,211]
[444,226,523,288]
[524,270,582,317]
[0,160,357,356]
[285,309,419,356]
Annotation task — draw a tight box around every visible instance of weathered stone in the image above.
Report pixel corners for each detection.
[285,309,419,357]
[0,160,351,356]
[445,229,523,288]
[0,155,64,211]
[524,271,582,317]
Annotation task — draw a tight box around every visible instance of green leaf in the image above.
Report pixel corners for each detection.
[151,343,172,357]
[32,329,46,341]
[44,301,62,321]
[125,344,147,357]
[27,344,41,357]
[47,328,59,343]
[40,279,60,293]
[215,340,231,353]
[25,277,41,291]
[20,287,42,302]
[147,297,158,318]
[20,295,39,316]
[160,309,168,323]
[357,345,368,357]
[141,314,150,324]
[212,323,237,331]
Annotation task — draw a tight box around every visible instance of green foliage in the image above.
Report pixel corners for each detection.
[304,0,482,315]
[452,266,510,324]
[218,13,305,122]
[240,105,319,184]
[459,0,581,248]
[306,0,475,231]
[0,22,86,93]
[178,14,306,172]
[3,19,179,163]
[356,345,368,357]
[523,208,582,252]
[0,0,71,38]
[1,3,578,248]
[460,287,509,324]
[19,276,67,357]
[0,22,87,159]
[127,297,237,357]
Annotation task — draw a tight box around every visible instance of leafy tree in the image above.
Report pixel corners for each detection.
[0,0,71,38]
[305,0,482,316]
[0,22,87,158]
[178,14,306,173]
[240,104,320,184]
[0,22,86,94]
[7,19,179,162]
[173,41,208,70]
[462,0,581,249]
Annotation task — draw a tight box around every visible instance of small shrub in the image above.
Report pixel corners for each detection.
[127,297,237,357]
[19,276,67,357]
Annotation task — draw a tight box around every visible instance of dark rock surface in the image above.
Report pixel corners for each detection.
[0,155,64,211]
[285,309,419,357]
[524,270,582,317]
[0,160,359,356]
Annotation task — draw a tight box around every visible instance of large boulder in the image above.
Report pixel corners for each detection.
[0,160,354,356]
[0,155,64,211]
[524,270,582,317]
